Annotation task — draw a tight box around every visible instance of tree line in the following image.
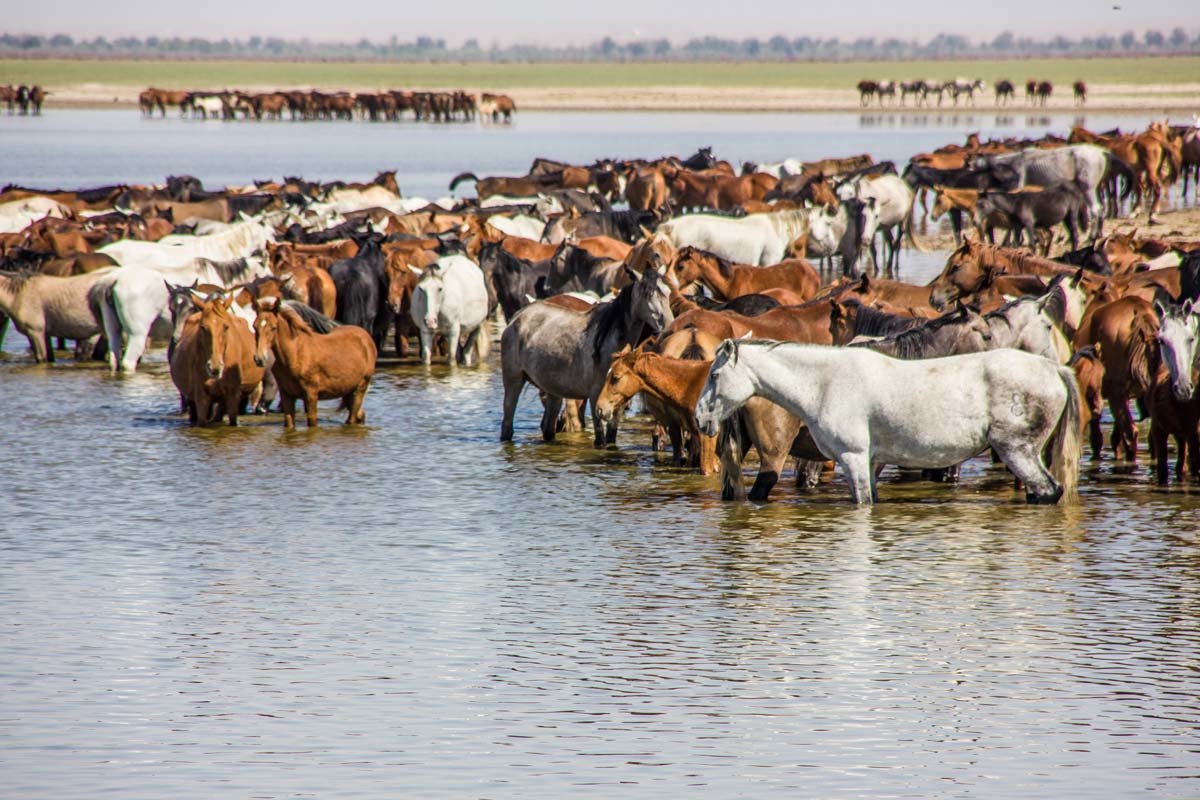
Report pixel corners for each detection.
[1,29,1197,62]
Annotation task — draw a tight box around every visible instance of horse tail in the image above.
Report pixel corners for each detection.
[905,203,930,252]
[717,414,746,501]
[448,172,478,191]
[1049,364,1082,503]
[474,321,491,361]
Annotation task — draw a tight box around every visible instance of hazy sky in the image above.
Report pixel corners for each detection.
[9,0,1199,44]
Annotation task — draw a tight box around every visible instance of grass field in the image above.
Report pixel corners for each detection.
[2,56,1198,90]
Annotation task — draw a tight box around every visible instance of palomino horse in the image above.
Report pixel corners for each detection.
[696,341,1081,504]
[1148,300,1200,482]
[500,266,674,447]
[252,297,376,429]
[170,291,265,426]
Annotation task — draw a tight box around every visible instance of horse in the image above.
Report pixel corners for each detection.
[1074,296,1159,462]
[995,80,1015,106]
[1073,81,1088,106]
[478,242,550,321]
[500,266,674,447]
[669,247,819,302]
[836,174,919,275]
[170,291,265,426]
[0,268,113,362]
[970,144,1110,238]
[1148,300,1200,482]
[976,182,1091,255]
[695,341,1080,505]
[329,234,392,348]
[252,297,376,428]
[1069,346,1107,460]
[595,345,719,474]
[655,209,810,266]
[93,256,270,372]
[411,255,490,366]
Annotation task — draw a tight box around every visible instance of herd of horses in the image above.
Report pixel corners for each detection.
[137,87,516,123]
[2,120,1199,504]
[858,79,1087,108]
[0,84,48,115]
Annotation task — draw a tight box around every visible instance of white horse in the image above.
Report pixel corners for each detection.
[1156,299,1200,402]
[485,214,545,241]
[410,255,490,366]
[0,196,70,234]
[745,159,804,179]
[93,256,271,372]
[695,341,1080,505]
[836,174,918,275]
[806,198,879,276]
[655,209,810,266]
[98,220,273,269]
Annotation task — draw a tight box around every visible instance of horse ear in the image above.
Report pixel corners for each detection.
[1183,298,1195,317]
[1071,267,1084,287]
[624,264,642,282]
[1154,300,1168,320]
[612,343,632,360]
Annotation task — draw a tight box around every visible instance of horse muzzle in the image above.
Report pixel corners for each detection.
[206,362,224,379]
[698,419,719,438]
[253,353,267,367]
[424,317,438,331]
[1172,379,1195,403]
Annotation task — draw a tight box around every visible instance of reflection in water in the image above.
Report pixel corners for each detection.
[3,333,1198,798]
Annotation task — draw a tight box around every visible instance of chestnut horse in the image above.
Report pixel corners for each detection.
[1073,296,1159,462]
[596,345,719,474]
[252,297,376,428]
[670,247,820,301]
[170,292,265,426]
[663,299,835,344]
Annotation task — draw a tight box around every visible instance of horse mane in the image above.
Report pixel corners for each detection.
[1128,310,1158,396]
[852,306,973,358]
[586,282,634,362]
[198,257,255,285]
[0,269,37,291]
[845,301,926,338]
[282,299,339,333]
[1068,345,1098,366]
[1038,281,1068,326]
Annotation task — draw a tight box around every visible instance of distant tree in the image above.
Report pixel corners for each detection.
[599,36,616,57]
[742,38,761,57]
[992,31,1014,50]
[1168,27,1188,48]
[1143,29,1164,48]
[652,39,671,57]
[767,35,791,56]
[48,33,73,47]
[1119,30,1136,50]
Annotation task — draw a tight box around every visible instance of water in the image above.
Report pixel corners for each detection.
[2,109,1199,799]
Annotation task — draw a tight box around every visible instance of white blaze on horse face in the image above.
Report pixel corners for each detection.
[1157,304,1199,401]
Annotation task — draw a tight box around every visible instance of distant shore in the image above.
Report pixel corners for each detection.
[35,83,1200,115]
[2,55,1197,114]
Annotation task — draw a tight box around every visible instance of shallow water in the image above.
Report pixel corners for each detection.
[2,109,1200,799]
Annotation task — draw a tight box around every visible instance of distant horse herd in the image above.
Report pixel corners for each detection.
[858,78,1088,108]
[137,87,516,123]
[0,84,47,114]
[2,115,1199,503]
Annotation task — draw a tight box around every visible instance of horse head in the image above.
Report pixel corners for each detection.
[252,296,283,367]
[695,335,754,437]
[630,264,674,334]
[1155,299,1199,401]
[595,344,643,422]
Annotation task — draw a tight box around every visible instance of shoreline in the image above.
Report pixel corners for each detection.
[36,83,1200,115]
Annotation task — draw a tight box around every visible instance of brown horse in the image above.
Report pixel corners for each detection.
[595,345,719,474]
[1073,296,1159,462]
[170,292,265,426]
[253,297,376,428]
[1069,345,1106,460]
[663,299,835,344]
[626,166,669,212]
[670,246,819,301]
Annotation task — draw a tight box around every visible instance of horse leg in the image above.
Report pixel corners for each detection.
[603,397,619,446]
[280,393,297,430]
[225,386,240,426]
[1151,421,1169,484]
[30,328,49,363]
[500,369,525,442]
[418,328,433,365]
[992,439,1061,503]
[1089,414,1104,461]
[542,393,563,443]
[345,378,370,425]
[304,389,320,427]
[446,322,462,366]
[99,298,123,372]
[1187,431,1200,480]
[668,423,685,466]
[837,452,876,504]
